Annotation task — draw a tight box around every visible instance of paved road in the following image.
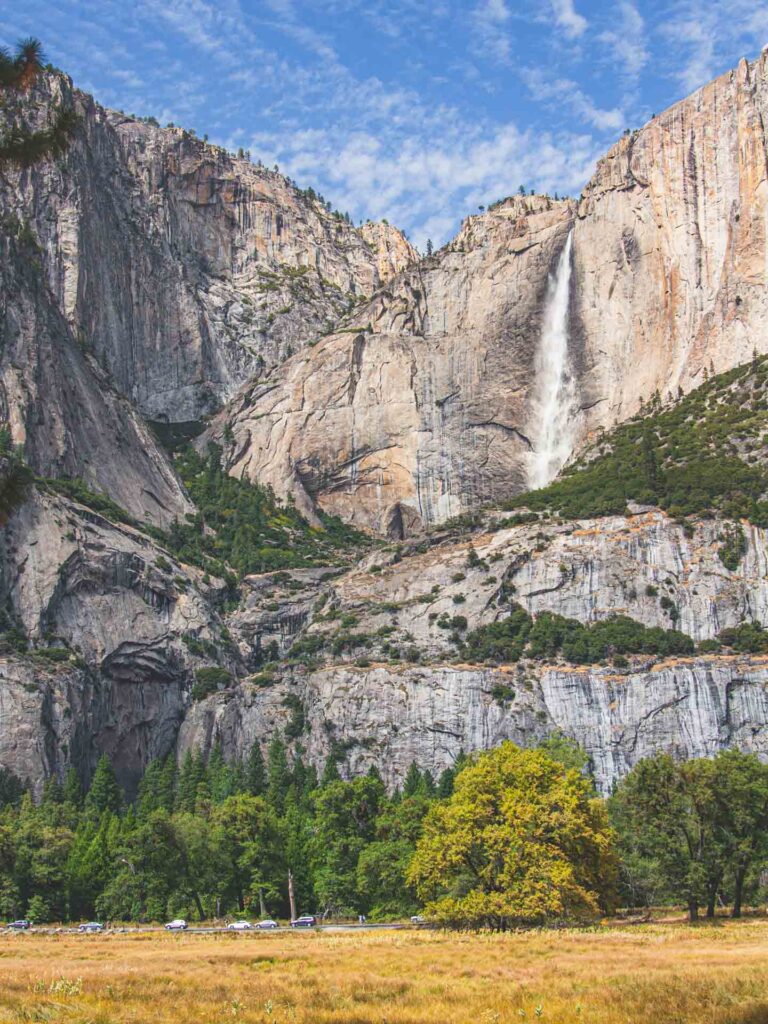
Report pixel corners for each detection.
[4,922,415,936]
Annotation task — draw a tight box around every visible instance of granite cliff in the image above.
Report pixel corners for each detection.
[210,50,768,533]
[3,53,768,796]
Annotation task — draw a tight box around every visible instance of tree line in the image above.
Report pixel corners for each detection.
[0,738,766,927]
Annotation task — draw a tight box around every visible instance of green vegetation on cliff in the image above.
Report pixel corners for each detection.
[41,445,370,582]
[169,445,370,576]
[460,606,694,666]
[507,355,768,524]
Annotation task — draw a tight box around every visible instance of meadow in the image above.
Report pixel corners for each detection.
[0,920,766,1024]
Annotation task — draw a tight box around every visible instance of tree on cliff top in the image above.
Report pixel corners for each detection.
[407,742,617,928]
[0,37,79,169]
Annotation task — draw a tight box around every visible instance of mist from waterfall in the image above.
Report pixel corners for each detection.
[528,230,577,490]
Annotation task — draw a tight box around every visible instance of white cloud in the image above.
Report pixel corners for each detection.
[522,68,624,133]
[658,1,768,96]
[551,0,587,39]
[249,120,602,250]
[599,1,648,78]
[472,0,513,64]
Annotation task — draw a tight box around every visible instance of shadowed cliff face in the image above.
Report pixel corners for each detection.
[0,72,415,424]
[208,52,768,535]
[0,234,191,528]
[206,196,576,534]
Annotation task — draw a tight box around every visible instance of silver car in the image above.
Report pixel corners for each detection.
[165,919,187,931]
[256,919,279,929]
[227,920,254,931]
[79,921,104,933]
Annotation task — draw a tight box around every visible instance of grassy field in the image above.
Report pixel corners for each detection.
[0,921,767,1023]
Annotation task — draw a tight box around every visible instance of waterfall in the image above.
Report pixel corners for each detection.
[528,230,577,490]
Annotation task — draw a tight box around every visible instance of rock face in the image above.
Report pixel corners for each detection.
[208,196,574,533]
[312,512,768,656]
[176,508,768,794]
[211,51,768,532]
[177,657,768,796]
[0,232,191,528]
[0,73,415,424]
[4,53,768,796]
[0,488,232,793]
[574,52,768,427]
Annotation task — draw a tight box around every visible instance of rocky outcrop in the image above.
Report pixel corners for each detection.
[207,196,574,532]
[177,655,768,795]
[0,487,234,792]
[0,73,415,424]
[4,491,768,794]
[237,512,768,668]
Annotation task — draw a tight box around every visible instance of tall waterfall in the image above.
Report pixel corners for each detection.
[528,230,577,490]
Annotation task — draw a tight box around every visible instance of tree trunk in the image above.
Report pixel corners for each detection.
[732,868,746,918]
[688,900,699,922]
[288,869,297,921]
[192,889,205,921]
[259,887,267,918]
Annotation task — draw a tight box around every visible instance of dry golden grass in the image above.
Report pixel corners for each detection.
[0,920,767,1023]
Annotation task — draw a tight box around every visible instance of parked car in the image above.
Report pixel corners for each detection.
[290,915,317,928]
[256,919,279,930]
[7,919,30,930]
[79,922,104,933]
[227,920,253,931]
[165,919,187,931]
[410,915,426,925]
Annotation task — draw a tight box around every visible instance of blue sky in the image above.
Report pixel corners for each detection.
[2,1,767,248]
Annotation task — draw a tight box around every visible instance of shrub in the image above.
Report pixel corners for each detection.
[718,524,747,571]
[191,666,232,701]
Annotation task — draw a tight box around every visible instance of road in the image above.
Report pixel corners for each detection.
[4,922,416,936]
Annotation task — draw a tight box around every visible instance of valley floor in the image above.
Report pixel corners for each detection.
[0,920,766,1023]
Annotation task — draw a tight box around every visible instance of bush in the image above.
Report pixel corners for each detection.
[463,605,694,666]
[191,666,232,701]
[718,524,747,571]
[717,622,768,653]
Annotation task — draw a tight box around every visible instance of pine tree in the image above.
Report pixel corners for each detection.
[403,761,423,797]
[85,755,122,816]
[266,737,290,815]
[245,741,266,797]
[62,767,83,808]
[176,751,206,813]
[208,742,235,804]
[0,38,80,169]
[321,755,341,787]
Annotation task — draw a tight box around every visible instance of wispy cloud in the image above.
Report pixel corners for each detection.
[1,0,765,249]
[472,0,512,65]
[599,1,648,79]
[658,0,767,95]
[551,0,587,39]
[522,68,624,133]
[249,120,602,250]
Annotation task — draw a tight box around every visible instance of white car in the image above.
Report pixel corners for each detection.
[165,919,187,931]
[79,921,104,933]
[256,919,279,929]
[410,915,426,925]
[227,920,253,931]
